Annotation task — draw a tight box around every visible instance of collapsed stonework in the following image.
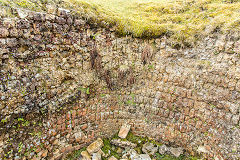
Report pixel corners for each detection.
[0,4,240,160]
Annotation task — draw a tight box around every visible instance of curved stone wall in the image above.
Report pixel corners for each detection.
[0,5,240,160]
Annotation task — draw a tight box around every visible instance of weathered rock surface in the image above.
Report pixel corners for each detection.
[197,146,209,154]
[92,152,101,160]
[110,139,137,149]
[108,156,118,160]
[158,144,169,155]
[118,123,131,139]
[142,142,158,155]
[87,138,104,155]
[169,147,183,157]
[81,151,91,160]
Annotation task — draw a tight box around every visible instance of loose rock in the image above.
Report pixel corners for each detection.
[118,123,131,139]
[17,9,28,19]
[132,154,151,160]
[81,151,91,160]
[108,156,118,160]
[87,138,104,155]
[139,154,151,160]
[142,142,158,155]
[92,152,101,160]
[197,146,209,154]
[158,144,169,155]
[129,149,138,160]
[110,139,137,149]
[169,147,183,157]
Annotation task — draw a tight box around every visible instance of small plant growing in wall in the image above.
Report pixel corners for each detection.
[148,64,154,70]
[126,93,136,106]
[141,43,152,65]
[18,142,23,153]
[1,118,7,124]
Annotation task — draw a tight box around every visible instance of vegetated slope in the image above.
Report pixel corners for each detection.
[66,0,240,46]
[1,0,240,47]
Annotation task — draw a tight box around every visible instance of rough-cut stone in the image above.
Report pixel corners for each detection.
[232,115,240,125]
[142,142,158,155]
[159,144,169,155]
[129,149,138,160]
[0,28,9,38]
[87,138,104,155]
[197,146,209,154]
[139,154,151,160]
[169,147,183,157]
[110,139,137,148]
[229,103,239,115]
[108,156,118,160]
[131,152,151,160]
[17,9,28,18]
[92,152,101,160]
[236,81,240,92]
[41,150,48,158]
[81,151,91,160]
[118,123,131,139]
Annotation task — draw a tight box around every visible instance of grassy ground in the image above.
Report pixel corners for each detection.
[1,0,240,46]
[65,0,240,46]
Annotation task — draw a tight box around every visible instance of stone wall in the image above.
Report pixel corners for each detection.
[0,5,240,160]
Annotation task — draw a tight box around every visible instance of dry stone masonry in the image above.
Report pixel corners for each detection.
[0,4,240,160]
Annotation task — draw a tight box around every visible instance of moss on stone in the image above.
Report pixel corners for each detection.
[65,147,86,160]
[101,138,121,160]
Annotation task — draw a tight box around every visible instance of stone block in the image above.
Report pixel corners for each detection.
[81,151,91,160]
[87,138,103,155]
[108,156,118,160]
[118,123,131,139]
[0,27,9,38]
